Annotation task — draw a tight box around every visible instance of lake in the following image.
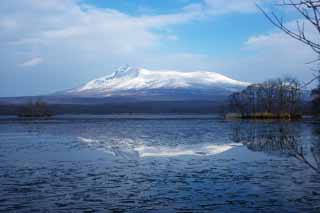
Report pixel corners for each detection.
[0,115,319,212]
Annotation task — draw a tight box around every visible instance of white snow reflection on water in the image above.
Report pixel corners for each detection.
[78,137,241,158]
[134,143,241,157]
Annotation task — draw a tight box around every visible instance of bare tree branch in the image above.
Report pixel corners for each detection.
[257,0,320,90]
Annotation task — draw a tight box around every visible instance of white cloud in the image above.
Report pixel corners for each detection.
[226,20,318,84]
[246,19,320,49]
[205,0,262,14]
[0,19,17,29]
[183,0,275,16]
[19,57,43,67]
[0,0,203,66]
[0,0,278,72]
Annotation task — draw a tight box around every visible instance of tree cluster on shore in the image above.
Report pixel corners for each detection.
[229,78,302,119]
[19,100,52,117]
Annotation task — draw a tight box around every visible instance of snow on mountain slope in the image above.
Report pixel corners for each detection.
[63,66,249,97]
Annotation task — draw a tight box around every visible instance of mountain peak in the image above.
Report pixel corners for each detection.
[113,65,140,79]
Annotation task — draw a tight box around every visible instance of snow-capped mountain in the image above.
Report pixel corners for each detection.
[61,66,249,100]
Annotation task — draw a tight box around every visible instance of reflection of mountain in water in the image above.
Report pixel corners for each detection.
[231,123,320,173]
[77,137,240,159]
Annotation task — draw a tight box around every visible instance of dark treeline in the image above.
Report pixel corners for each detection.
[0,101,228,115]
[229,77,303,119]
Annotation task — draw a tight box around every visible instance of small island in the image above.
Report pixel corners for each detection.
[18,100,53,118]
[227,77,303,120]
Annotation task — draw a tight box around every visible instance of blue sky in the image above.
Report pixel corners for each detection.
[0,0,317,96]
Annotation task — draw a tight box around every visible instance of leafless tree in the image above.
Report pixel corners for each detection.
[258,1,320,82]
[258,1,320,56]
[230,92,244,114]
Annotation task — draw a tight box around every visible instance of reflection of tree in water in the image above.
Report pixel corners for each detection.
[231,122,320,173]
[313,127,320,137]
[311,127,320,172]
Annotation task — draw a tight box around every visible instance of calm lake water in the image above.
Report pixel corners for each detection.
[0,114,320,212]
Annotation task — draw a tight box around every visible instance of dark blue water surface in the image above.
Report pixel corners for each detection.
[0,115,320,212]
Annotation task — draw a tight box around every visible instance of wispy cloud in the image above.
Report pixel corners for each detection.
[185,0,275,16]
[19,57,43,67]
[210,0,273,13]
[230,19,317,83]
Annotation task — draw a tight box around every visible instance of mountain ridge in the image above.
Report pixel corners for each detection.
[61,66,249,98]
